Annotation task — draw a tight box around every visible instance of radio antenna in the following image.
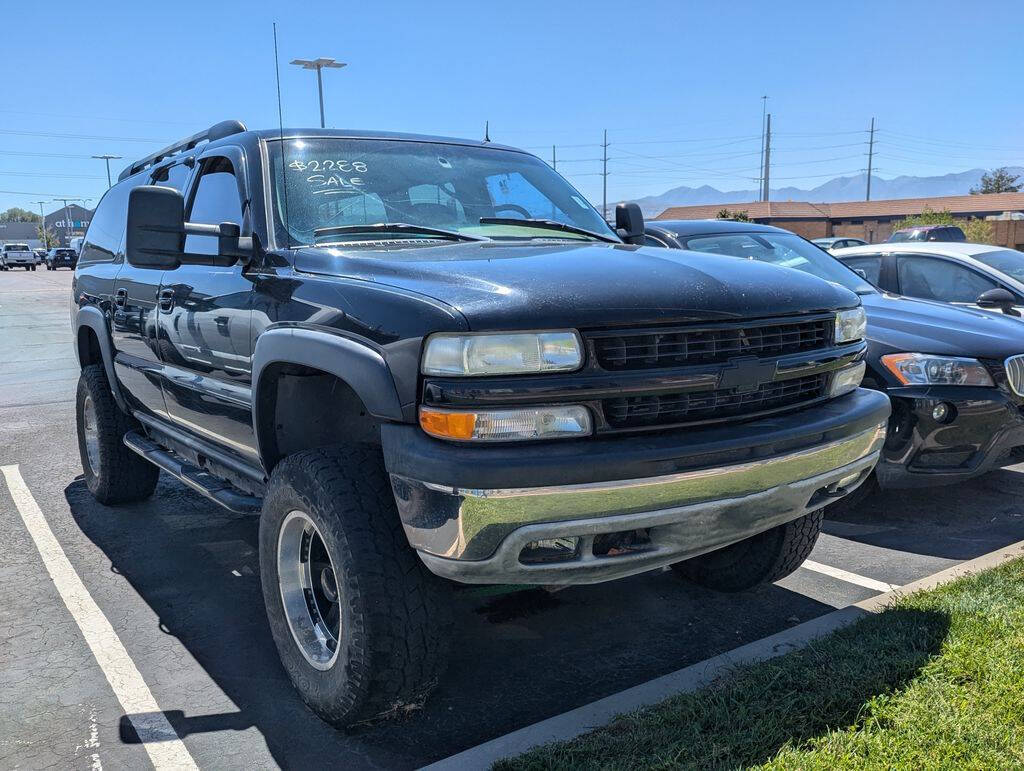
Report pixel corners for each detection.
[273,22,291,244]
[483,120,490,143]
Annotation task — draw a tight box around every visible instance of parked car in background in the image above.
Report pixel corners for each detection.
[645,219,1024,499]
[70,236,85,255]
[887,224,966,243]
[812,236,867,251]
[833,242,1024,316]
[1,243,36,270]
[33,248,48,264]
[45,247,77,270]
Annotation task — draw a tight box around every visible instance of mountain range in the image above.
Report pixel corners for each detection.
[626,167,1024,217]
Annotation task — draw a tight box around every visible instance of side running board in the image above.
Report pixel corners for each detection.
[123,430,262,514]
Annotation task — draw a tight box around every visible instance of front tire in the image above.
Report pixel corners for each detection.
[671,509,823,592]
[259,446,453,726]
[76,364,159,504]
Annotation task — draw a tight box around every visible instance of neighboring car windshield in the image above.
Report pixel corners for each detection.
[681,231,874,293]
[888,230,922,242]
[5,244,29,251]
[971,248,1024,282]
[267,137,615,247]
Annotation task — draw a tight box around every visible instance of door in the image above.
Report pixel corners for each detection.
[157,149,258,460]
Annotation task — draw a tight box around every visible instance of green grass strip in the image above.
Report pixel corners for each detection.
[497,558,1024,770]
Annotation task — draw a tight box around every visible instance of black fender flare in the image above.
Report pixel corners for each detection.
[250,326,405,470]
[75,306,128,412]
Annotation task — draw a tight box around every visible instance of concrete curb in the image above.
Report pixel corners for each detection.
[422,538,1024,771]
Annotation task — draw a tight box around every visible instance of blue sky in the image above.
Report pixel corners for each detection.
[3,0,1023,216]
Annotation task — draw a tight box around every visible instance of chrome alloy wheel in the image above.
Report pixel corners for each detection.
[277,510,342,670]
[82,394,101,476]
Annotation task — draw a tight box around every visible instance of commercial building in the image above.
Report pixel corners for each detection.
[655,192,1024,248]
[0,204,94,248]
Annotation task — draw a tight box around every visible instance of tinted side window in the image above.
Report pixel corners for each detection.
[897,256,997,303]
[643,235,668,248]
[151,162,192,192]
[79,178,136,265]
[844,255,882,285]
[185,157,243,255]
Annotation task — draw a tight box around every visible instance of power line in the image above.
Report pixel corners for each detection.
[0,128,165,143]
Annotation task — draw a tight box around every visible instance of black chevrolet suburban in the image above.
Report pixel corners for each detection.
[72,120,889,726]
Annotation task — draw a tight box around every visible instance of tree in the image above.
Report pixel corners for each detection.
[970,168,1021,195]
[717,208,750,222]
[37,225,59,249]
[890,206,993,244]
[0,207,42,223]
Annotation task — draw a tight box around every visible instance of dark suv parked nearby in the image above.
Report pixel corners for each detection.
[646,219,1024,495]
[72,120,889,726]
[46,247,77,270]
[887,224,966,243]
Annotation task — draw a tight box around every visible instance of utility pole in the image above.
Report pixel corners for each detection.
[758,96,768,201]
[91,154,121,188]
[601,129,609,220]
[865,117,876,201]
[51,198,88,246]
[33,201,47,248]
[762,114,771,202]
[551,145,556,170]
[290,57,347,128]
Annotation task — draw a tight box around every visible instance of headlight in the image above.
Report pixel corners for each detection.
[422,331,583,376]
[835,307,867,344]
[880,353,994,386]
[419,405,592,442]
[829,361,866,398]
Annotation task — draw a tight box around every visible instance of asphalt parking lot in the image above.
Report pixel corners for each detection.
[4,269,1024,769]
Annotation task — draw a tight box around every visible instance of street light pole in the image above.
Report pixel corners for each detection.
[290,57,347,128]
[51,198,88,246]
[91,154,122,188]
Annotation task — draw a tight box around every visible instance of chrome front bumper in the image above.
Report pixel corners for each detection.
[390,422,887,585]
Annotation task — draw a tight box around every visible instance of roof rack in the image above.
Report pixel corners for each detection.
[118,119,247,182]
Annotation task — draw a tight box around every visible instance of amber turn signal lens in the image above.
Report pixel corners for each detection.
[419,409,477,440]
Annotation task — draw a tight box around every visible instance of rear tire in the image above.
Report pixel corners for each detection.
[671,509,823,592]
[76,364,159,504]
[259,445,453,727]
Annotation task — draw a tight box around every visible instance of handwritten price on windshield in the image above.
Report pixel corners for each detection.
[289,159,368,173]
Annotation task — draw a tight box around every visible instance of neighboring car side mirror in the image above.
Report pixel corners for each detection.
[126,185,252,270]
[976,287,1021,317]
[615,202,645,245]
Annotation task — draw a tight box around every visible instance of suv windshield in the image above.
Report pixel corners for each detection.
[267,137,616,247]
[681,231,874,293]
[972,248,1024,282]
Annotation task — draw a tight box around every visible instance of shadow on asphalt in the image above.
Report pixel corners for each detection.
[65,477,840,768]
[822,467,1024,561]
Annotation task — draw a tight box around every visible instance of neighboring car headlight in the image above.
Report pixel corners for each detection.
[829,361,866,398]
[421,331,583,376]
[834,307,867,344]
[419,405,592,442]
[880,353,994,387]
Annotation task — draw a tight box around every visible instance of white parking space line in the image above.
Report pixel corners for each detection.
[801,559,899,593]
[1,465,198,771]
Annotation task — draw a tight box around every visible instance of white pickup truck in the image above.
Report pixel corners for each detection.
[1,243,37,271]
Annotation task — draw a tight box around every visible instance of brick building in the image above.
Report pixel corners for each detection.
[655,192,1024,248]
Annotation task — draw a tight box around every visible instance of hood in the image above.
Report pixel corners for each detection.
[294,241,859,330]
[861,291,1024,359]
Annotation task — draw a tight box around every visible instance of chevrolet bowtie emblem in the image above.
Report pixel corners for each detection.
[718,356,778,393]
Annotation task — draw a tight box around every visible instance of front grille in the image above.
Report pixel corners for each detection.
[590,317,832,371]
[1005,354,1024,396]
[602,373,829,430]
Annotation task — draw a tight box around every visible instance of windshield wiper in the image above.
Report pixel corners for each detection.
[478,217,619,243]
[313,223,487,242]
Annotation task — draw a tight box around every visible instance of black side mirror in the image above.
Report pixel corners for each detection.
[977,287,1021,317]
[615,202,645,245]
[126,186,184,269]
[126,185,253,269]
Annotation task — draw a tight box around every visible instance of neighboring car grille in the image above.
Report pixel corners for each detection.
[1004,354,1024,397]
[590,317,833,371]
[602,373,829,430]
